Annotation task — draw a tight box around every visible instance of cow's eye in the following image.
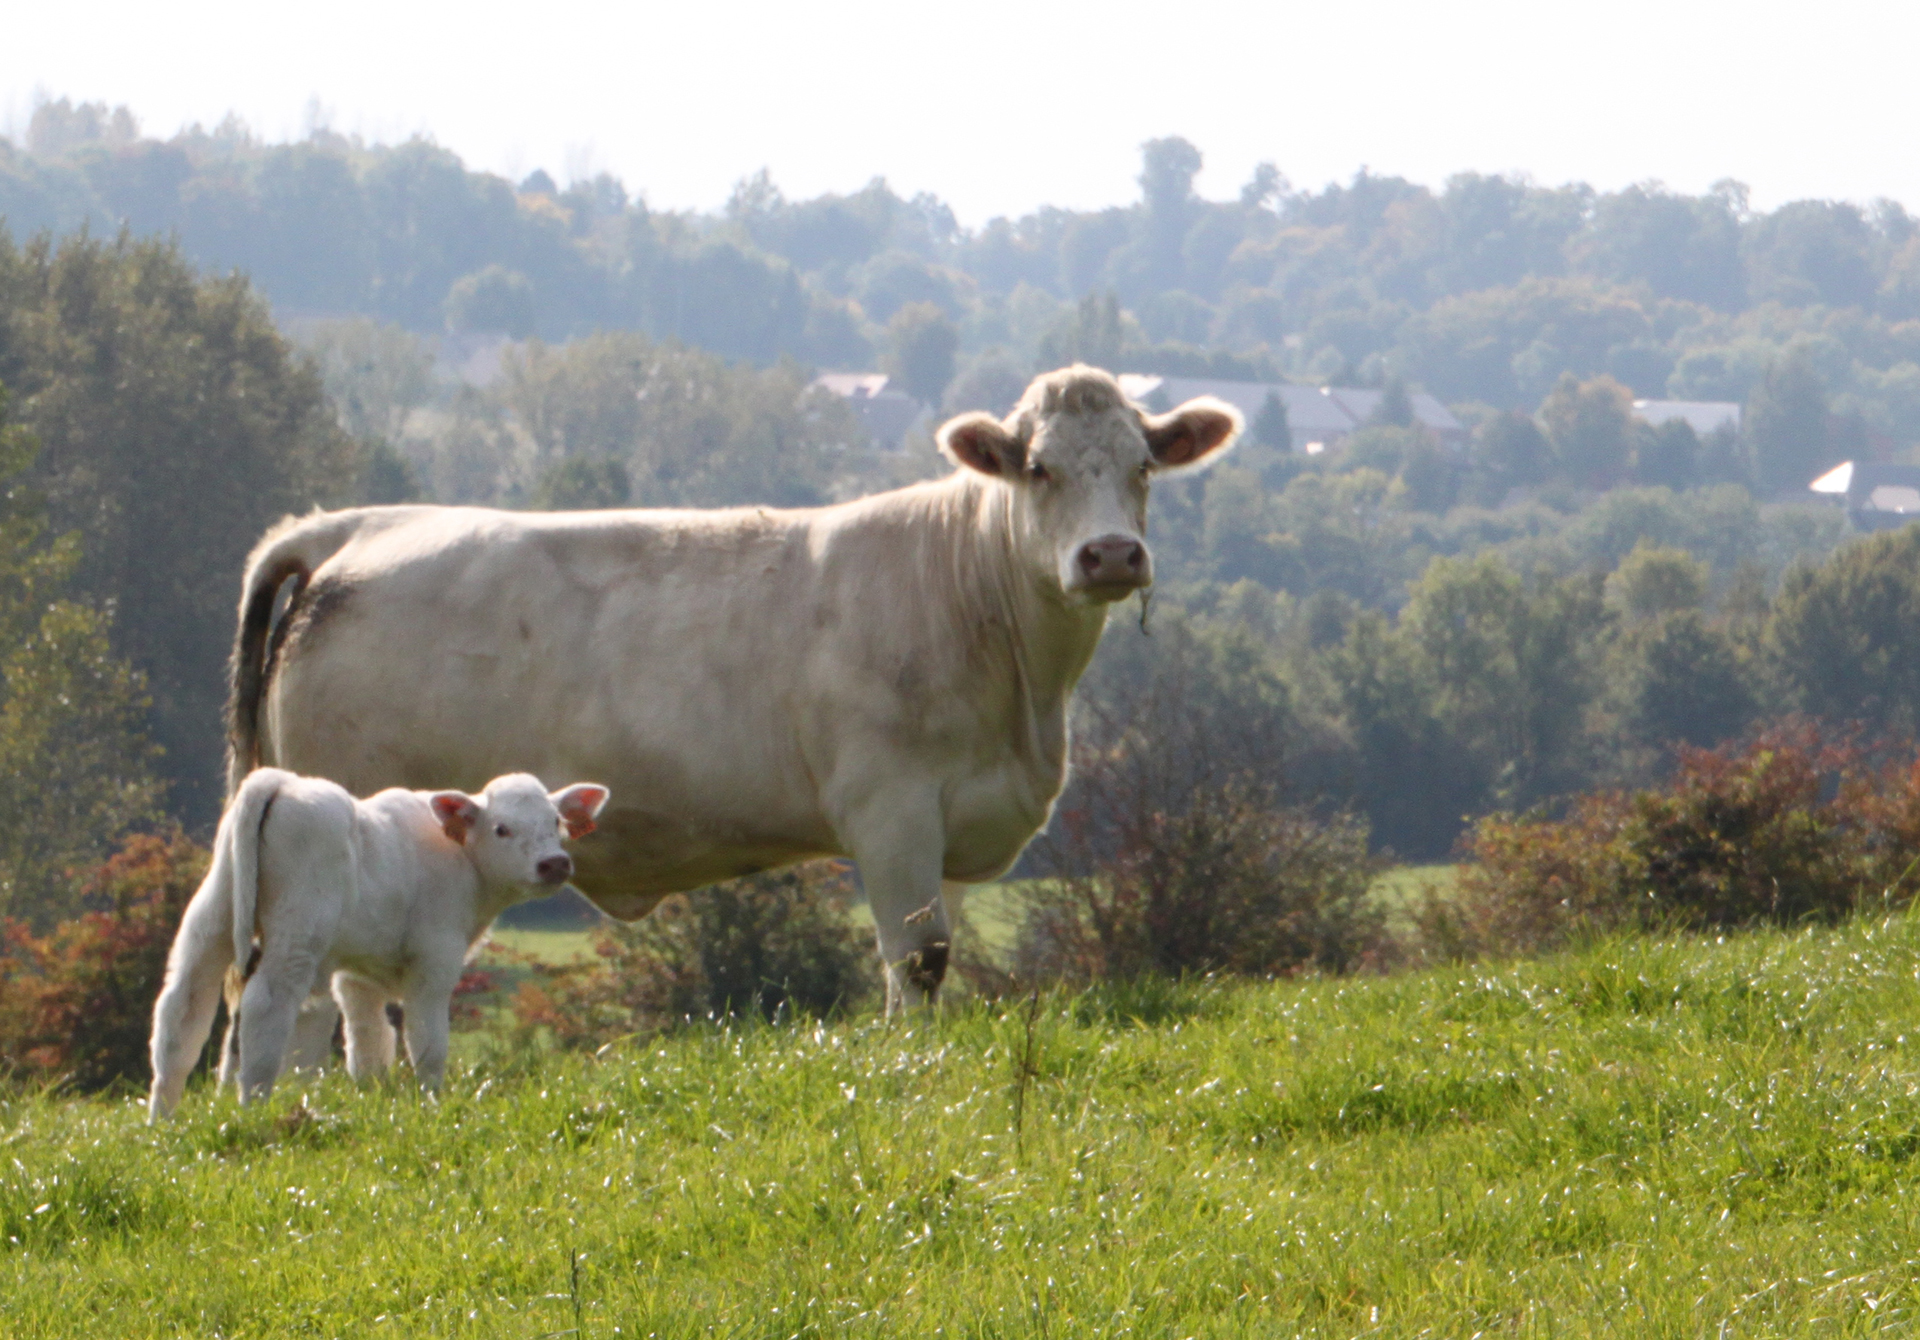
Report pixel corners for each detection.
[1028,461,1051,484]
[494,824,510,838]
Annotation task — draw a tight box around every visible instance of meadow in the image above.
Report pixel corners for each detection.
[7,900,1920,1337]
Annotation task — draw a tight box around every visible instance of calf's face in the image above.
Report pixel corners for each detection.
[938,366,1241,605]
[429,774,611,890]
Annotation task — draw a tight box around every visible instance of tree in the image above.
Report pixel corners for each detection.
[1369,377,1415,428]
[1746,345,1832,496]
[1632,417,1700,489]
[0,384,162,924]
[1473,410,1553,489]
[1621,612,1756,752]
[881,301,959,406]
[1607,543,1708,622]
[0,231,353,824]
[1539,372,1634,486]
[532,456,629,510]
[1771,524,1920,732]
[444,264,537,338]
[1252,390,1292,451]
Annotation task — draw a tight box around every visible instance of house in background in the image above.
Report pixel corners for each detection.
[1116,375,1466,454]
[809,373,929,450]
[1809,460,1920,530]
[1632,400,1741,436]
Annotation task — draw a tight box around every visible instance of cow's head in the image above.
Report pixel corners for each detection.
[936,365,1241,604]
[430,773,611,892]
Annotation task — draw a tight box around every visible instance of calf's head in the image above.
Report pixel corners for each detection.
[937,365,1241,604]
[430,773,611,891]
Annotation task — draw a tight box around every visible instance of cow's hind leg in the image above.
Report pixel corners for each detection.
[334,973,396,1081]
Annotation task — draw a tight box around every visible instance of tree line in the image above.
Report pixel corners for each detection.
[8,100,1920,452]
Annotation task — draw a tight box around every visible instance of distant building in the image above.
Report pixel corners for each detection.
[809,373,929,451]
[1632,400,1741,436]
[1810,460,1920,530]
[1116,375,1466,453]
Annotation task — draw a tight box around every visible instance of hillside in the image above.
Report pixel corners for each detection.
[7,911,1920,1336]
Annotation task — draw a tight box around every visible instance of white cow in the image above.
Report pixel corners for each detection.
[225,365,1239,1010]
[148,769,609,1120]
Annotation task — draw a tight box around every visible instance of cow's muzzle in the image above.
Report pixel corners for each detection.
[536,854,574,885]
[1071,534,1151,600]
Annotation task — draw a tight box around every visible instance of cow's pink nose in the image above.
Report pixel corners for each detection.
[1076,535,1149,588]
[537,854,573,884]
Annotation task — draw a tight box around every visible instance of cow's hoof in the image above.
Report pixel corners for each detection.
[904,940,950,996]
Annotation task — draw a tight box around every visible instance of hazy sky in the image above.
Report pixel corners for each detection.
[4,0,1914,224]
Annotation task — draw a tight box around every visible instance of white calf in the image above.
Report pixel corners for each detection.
[148,769,608,1120]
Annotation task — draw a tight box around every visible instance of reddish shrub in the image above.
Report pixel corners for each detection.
[0,832,206,1091]
[1436,724,1920,958]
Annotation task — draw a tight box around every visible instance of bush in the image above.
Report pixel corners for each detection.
[1018,780,1386,982]
[1432,725,1920,958]
[1009,616,1386,985]
[0,832,205,1091]
[505,864,877,1048]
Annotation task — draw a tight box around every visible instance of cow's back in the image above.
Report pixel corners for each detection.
[259,506,850,906]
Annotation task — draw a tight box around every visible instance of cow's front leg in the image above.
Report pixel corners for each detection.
[843,791,950,1014]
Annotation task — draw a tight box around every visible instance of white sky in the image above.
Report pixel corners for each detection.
[3,0,1915,225]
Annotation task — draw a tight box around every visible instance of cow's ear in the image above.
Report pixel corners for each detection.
[429,792,480,845]
[938,412,1027,478]
[1142,396,1243,473]
[550,783,611,839]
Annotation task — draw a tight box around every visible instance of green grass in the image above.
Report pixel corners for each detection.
[12,912,1920,1336]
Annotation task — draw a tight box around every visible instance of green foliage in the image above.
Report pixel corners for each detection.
[1606,541,1708,621]
[297,317,434,446]
[0,387,161,923]
[1746,343,1834,495]
[1539,372,1634,486]
[531,456,628,510]
[0,831,204,1089]
[493,332,866,508]
[443,263,536,338]
[879,300,958,405]
[1250,388,1291,449]
[1020,780,1385,981]
[1618,611,1757,752]
[1771,524,1920,731]
[0,231,353,822]
[503,866,877,1045]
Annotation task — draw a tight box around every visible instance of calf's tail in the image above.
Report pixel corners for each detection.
[224,768,284,968]
[225,509,380,797]
[147,769,281,1121]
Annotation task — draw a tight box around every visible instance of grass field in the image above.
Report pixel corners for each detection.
[10,904,1920,1336]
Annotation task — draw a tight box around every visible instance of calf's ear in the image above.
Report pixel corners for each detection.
[1142,396,1243,472]
[938,412,1027,478]
[429,792,480,844]
[550,783,611,839]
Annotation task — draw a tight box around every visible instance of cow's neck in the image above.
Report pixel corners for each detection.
[954,474,1110,721]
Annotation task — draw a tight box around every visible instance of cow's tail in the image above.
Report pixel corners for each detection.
[226,509,374,797]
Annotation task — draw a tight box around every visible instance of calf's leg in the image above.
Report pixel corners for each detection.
[334,973,396,1080]
[401,968,461,1092]
[235,951,319,1103]
[147,935,232,1122]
